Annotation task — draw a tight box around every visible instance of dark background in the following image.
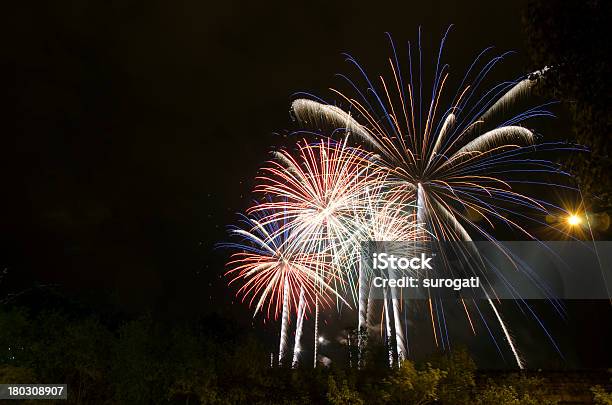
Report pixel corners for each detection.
[6,0,611,368]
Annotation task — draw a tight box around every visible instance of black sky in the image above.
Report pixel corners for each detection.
[8,0,531,309]
[6,1,611,367]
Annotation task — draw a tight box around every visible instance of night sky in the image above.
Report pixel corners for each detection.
[7,1,611,367]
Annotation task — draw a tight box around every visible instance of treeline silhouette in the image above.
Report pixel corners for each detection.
[2,302,605,405]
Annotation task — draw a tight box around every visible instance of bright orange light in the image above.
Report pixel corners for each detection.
[567,214,582,226]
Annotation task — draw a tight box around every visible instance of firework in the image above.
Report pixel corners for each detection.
[291,287,306,368]
[290,29,579,368]
[251,138,382,366]
[222,211,342,365]
[350,189,425,365]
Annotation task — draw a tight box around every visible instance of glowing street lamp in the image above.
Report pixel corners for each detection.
[566,213,583,227]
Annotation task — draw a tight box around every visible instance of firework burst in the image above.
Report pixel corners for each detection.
[222,211,343,365]
[250,137,385,365]
[290,28,582,368]
[251,138,383,299]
